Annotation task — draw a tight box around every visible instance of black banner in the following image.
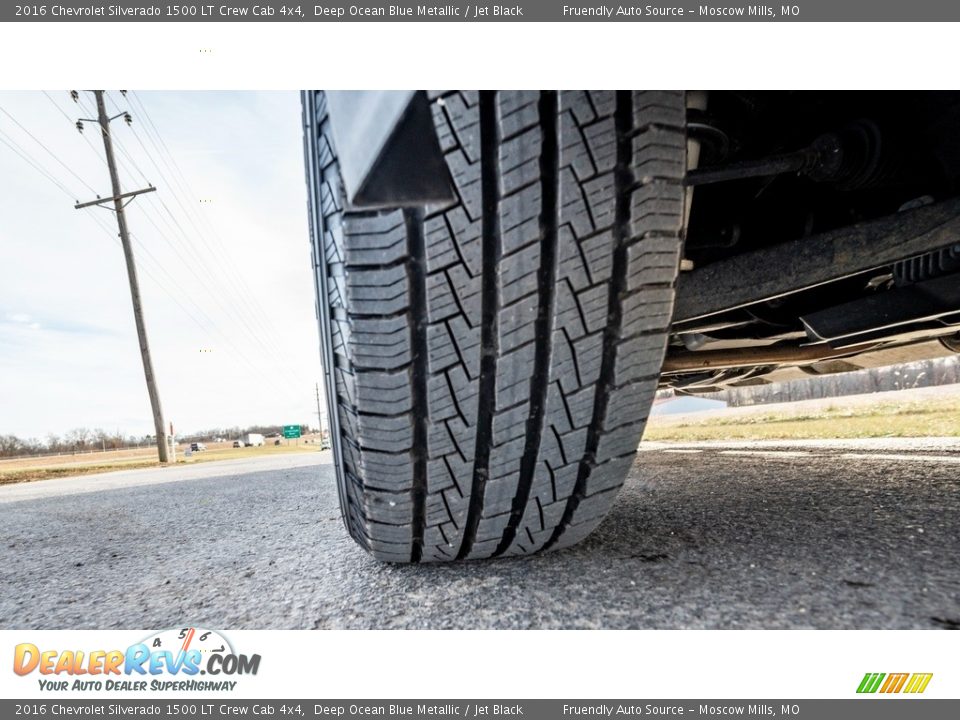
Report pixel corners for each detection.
[5,1,960,22]
[2,700,959,719]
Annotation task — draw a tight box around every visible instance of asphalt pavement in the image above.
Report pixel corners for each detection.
[1,442,958,629]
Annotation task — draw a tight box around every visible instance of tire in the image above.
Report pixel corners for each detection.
[306,90,686,562]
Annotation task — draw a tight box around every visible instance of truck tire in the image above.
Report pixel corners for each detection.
[306,90,686,562]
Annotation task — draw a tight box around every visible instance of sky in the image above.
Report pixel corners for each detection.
[0,91,325,441]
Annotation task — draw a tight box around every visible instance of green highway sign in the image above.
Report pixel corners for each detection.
[282,425,301,439]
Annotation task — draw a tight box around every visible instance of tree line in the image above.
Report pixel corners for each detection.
[715,356,960,407]
[0,428,154,459]
[0,424,317,459]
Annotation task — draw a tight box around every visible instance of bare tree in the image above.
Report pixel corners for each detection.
[719,356,960,407]
[65,427,91,450]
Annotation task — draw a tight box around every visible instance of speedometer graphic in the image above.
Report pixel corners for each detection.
[141,627,234,659]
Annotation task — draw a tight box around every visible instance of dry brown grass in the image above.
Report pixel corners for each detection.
[645,396,960,442]
[0,437,325,486]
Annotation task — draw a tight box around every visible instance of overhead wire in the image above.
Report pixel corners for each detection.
[1,105,305,406]
[0,104,99,195]
[0,128,81,203]
[112,91,314,390]
[82,91,313,400]
[41,91,107,168]
[123,91,297,345]
[91,92,308,397]
[119,92,289,349]
[125,171,311,396]
[48,90,154,193]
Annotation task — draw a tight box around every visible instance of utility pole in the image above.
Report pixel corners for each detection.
[74,90,169,463]
[316,382,329,440]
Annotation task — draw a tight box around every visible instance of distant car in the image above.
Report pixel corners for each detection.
[274,439,282,446]
[232,440,243,448]
[190,442,206,452]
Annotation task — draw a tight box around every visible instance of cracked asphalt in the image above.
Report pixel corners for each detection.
[1,443,957,629]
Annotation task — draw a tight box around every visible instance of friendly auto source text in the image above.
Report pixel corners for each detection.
[562,5,785,17]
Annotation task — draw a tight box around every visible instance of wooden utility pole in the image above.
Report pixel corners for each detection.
[74,90,168,463]
[315,382,325,439]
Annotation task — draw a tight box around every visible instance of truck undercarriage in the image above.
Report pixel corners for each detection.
[324,91,960,397]
[667,91,960,392]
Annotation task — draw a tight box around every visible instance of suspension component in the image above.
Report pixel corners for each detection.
[685,120,885,189]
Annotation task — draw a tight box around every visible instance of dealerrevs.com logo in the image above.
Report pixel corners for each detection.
[857,673,933,694]
[13,627,260,692]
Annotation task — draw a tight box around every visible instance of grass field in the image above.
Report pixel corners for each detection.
[0,439,325,486]
[7,387,959,484]
[645,392,960,442]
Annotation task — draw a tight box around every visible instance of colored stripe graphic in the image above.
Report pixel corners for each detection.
[880,673,909,693]
[904,673,934,694]
[857,672,932,694]
[857,673,885,693]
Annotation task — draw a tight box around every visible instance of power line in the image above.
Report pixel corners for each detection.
[123,103,284,338]
[0,127,77,199]
[0,104,98,195]
[76,90,169,463]
[42,91,106,168]
[126,194,307,390]
[87,216,305,405]
[0,105,306,407]
[45,90,155,196]
[95,93,309,398]
[34,91,315,407]
[124,92,302,367]
[93,219,306,404]
[37,94,236,343]
[113,111,314,394]
[102,93,154,185]
[76,92,156,190]
[129,188,311,396]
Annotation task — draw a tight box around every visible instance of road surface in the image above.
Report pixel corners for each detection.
[1,442,957,629]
